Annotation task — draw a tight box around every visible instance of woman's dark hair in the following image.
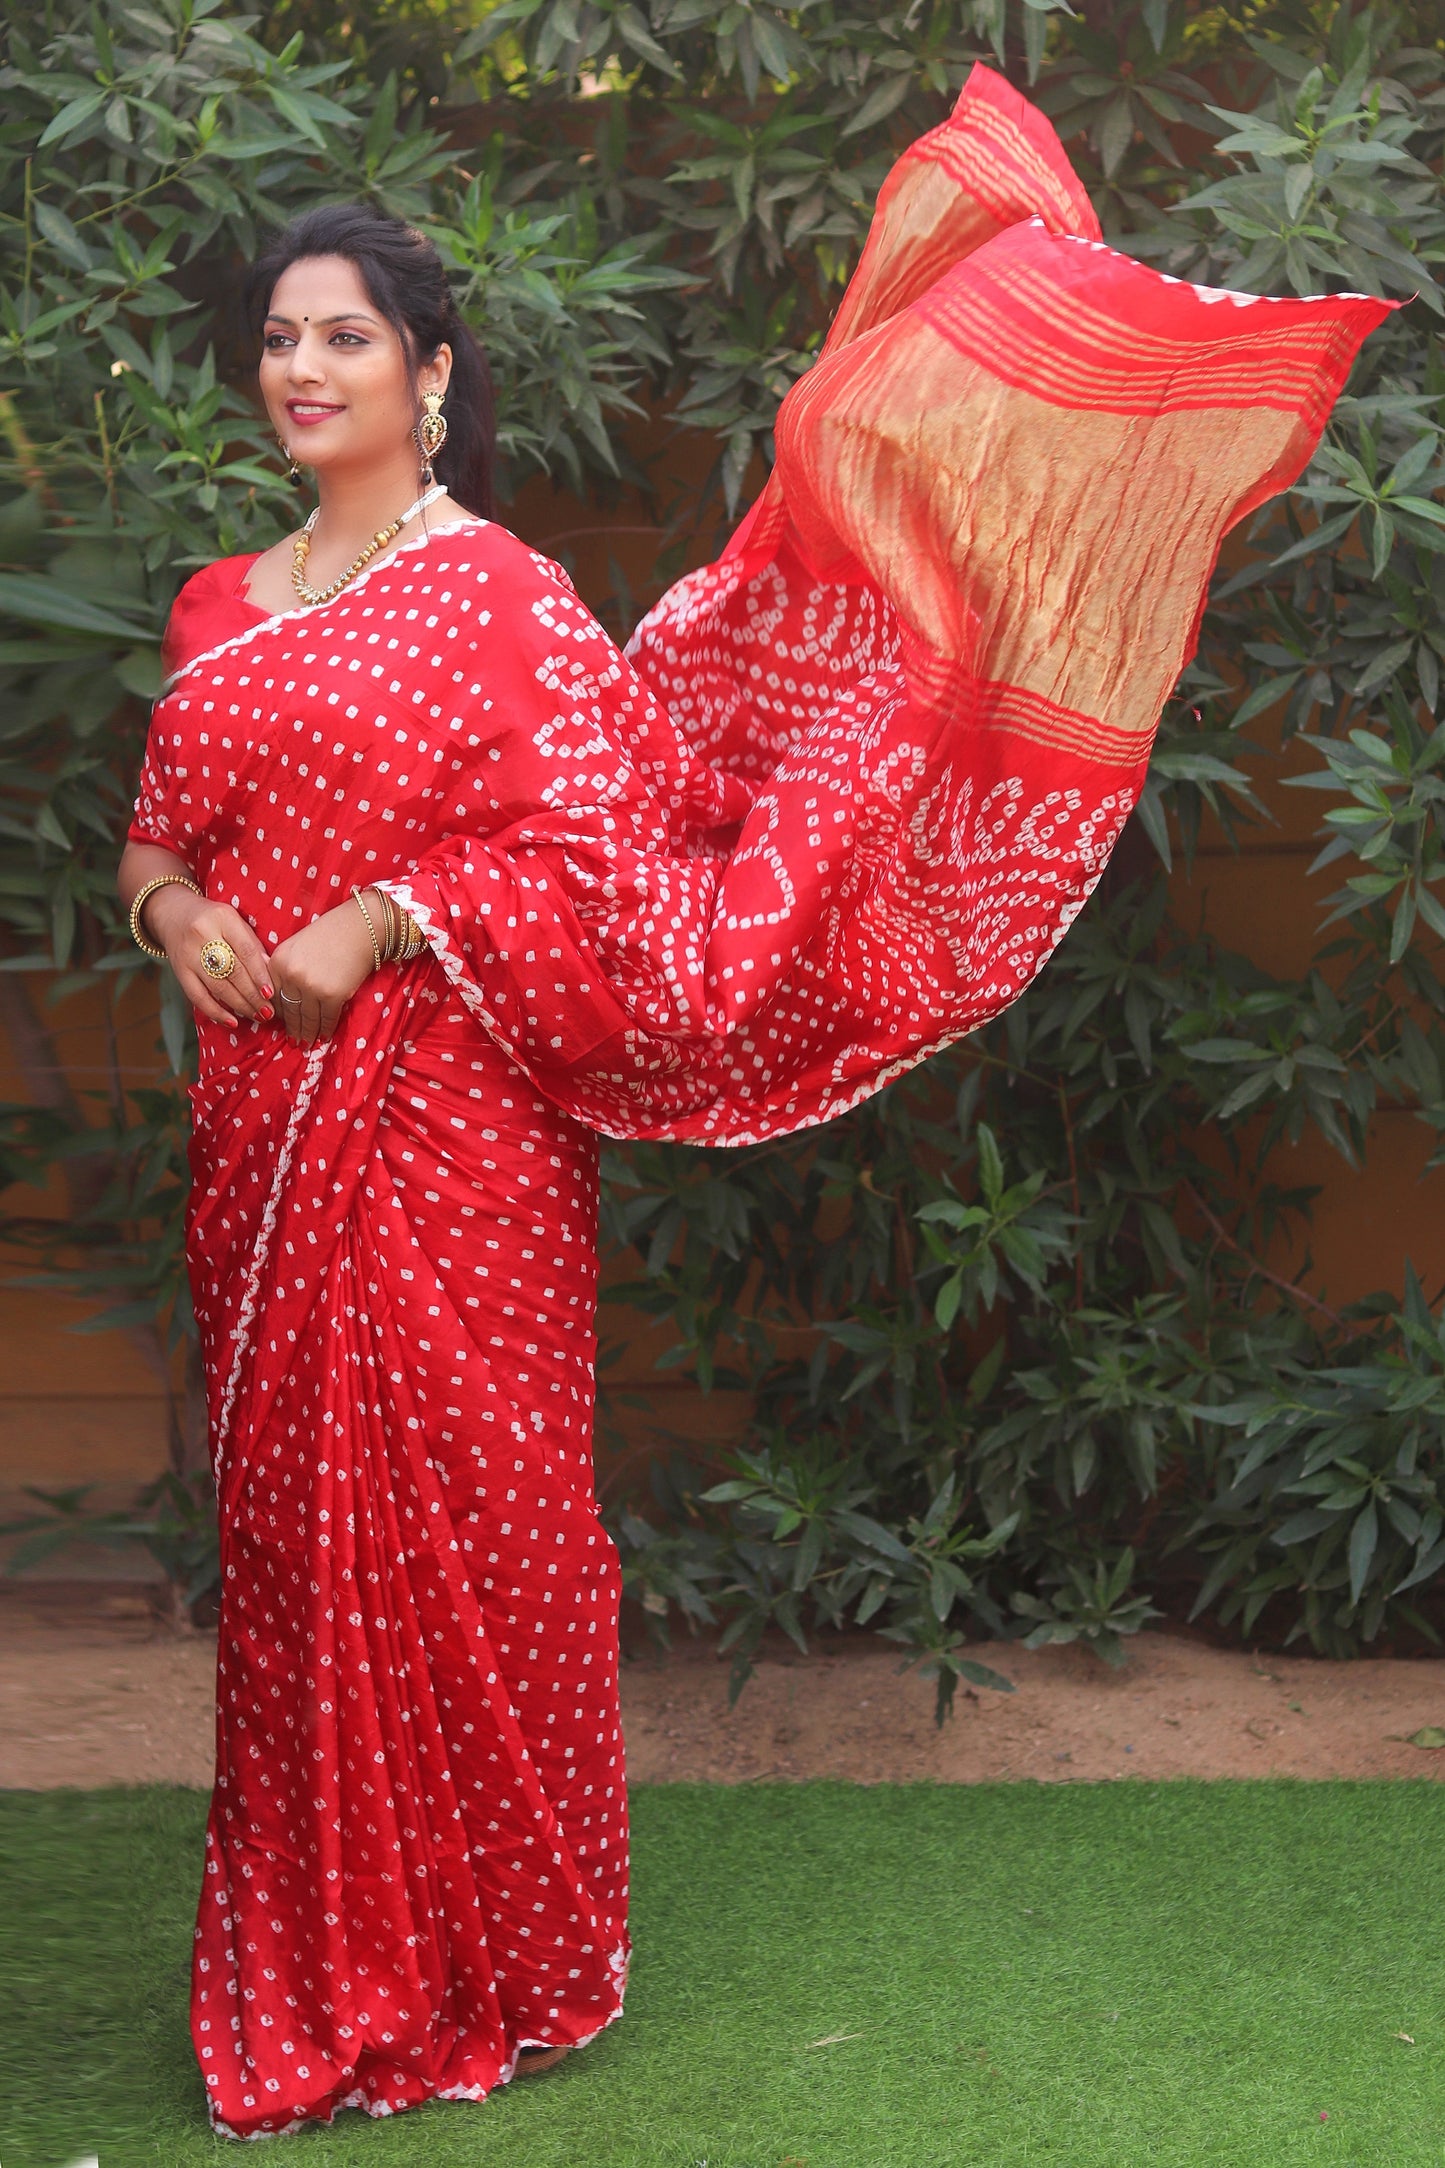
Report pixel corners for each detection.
[247,203,496,518]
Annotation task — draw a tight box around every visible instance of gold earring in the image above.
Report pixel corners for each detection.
[276,434,302,488]
[416,389,448,486]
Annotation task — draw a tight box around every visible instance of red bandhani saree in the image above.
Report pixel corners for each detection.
[130,66,1386,2139]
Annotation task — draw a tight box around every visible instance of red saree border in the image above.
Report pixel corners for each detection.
[208,1039,330,1488]
[918,223,1393,425]
[901,66,1101,241]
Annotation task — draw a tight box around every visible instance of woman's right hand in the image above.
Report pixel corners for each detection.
[145,887,275,1030]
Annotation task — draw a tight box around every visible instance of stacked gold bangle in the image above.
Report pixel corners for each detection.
[129,872,203,959]
[351,885,427,971]
[129,873,422,974]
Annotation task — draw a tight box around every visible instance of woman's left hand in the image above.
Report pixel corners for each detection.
[269,896,378,1046]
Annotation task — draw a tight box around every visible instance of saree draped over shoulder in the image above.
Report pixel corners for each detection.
[130,65,1387,2140]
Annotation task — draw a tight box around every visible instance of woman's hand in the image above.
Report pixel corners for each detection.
[147,886,274,1030]
[269,895,379,1046]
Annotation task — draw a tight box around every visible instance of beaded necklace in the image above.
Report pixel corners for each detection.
[290,484,448,607]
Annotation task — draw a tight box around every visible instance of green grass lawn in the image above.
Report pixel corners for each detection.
[3,1780,1443,2168]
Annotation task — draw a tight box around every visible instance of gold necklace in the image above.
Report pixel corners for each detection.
[289,485,447,607]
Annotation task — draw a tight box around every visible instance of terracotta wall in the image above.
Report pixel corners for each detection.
[1168,708,1442,1308]
[3,470,1440,1563]
[0,975,175,1570]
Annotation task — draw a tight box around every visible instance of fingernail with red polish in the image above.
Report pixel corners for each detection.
[262,984,274,999]
[261,1004,275,1021]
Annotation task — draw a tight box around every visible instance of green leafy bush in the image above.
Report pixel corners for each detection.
[2,0,1443,1701]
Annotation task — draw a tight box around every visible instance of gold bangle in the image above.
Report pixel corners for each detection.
[370,884,427,965]
[392,900,426,960]
[350,885,383,973]
[129,873,202,960]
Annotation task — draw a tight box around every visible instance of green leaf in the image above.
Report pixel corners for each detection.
[265,85,330,150]
[36,87,107,146]
[1389,888,1416,965]
[954,1658,1016,1696]
[615,4,681,77]
[1098,94,1135,180]
[0,576,153,639]
[1347,1498,1378,1604]
[975,1122,1004,1208]
[841,69,913,140]
[1391,497,1445,530]
[32,199,91,270]
[1180,1038,1260,1063]
[1272,1505,1340,1547]
[934,1270,964,1333]
[114,647,163,699]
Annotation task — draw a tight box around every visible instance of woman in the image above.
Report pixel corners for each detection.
[119,67,1385,2139]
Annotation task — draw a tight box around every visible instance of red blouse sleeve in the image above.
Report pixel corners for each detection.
[127,556,261,849]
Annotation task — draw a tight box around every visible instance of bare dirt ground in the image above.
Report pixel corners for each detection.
[3,1581,1444,1789]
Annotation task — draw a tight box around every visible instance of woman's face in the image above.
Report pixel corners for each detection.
[259,255,450,481]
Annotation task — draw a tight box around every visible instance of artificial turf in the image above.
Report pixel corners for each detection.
[3,1780,1443,2168]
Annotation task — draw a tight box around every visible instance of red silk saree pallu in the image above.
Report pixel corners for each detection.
[130,64,1386,2140]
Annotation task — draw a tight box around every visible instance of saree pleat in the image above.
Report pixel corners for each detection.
[189,992,625,2132]
[128,59,1389,2139]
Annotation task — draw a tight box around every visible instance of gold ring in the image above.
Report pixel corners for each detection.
[198,937,237,982]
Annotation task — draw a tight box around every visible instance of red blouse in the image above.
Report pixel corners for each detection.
[156,554,263,696]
